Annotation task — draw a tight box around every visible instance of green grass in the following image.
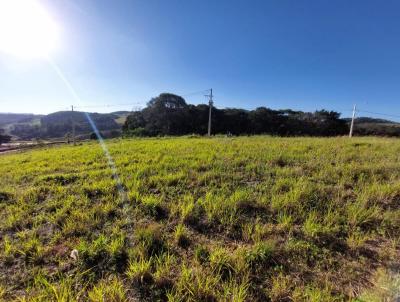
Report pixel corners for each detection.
[0,136,399,301]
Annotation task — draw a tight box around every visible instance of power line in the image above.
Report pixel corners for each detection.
[74,102,143,109]
[356,109,400,120]
[180,89,210,98]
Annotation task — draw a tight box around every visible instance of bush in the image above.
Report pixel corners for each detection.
[126,127,149,137]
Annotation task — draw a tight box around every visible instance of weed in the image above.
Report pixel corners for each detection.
[19,236,45,264]
[126,257,154,286]
[78,234,128,279]
[0,137,399,300]
[141,195,167,220]
[269,273,292,301]
[0,191,13,203]
[194,245,210,264]
[135,224,166,257]
[174,223,190,248]
[346,230,369,251]
[277,211,294,232]
[357,268,400,301]
[209,247,235,280]
[173,264,219,302]
[222,277,250,302]
[88,276,126,301]
[245,240,276,270]
[28,274,82,301]
[179,194,202,226]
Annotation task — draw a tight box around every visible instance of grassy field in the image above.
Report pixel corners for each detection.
[0,136,399,301]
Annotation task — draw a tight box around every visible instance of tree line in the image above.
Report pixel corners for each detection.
[123,93,349,136]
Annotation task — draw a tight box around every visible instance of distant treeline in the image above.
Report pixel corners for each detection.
[8,112,121,139]
[2,96,400,140]
[123,93,350,136]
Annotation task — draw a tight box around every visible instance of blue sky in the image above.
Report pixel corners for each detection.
[1,0,400,119]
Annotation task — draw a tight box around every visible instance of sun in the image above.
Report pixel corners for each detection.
[0,0,60,59]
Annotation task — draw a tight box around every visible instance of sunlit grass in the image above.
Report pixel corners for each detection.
[0,136,399,301]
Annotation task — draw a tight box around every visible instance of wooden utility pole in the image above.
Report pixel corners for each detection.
[207,89,213,136]
[349,104,356,138]
[71,105,76,145]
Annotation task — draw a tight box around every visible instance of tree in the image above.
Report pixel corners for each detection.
[123,93,349,137]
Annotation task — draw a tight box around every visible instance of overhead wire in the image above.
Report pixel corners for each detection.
[356,109,400,120]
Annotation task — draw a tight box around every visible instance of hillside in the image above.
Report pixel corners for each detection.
[40,111,121,138]
[0,137,399,301]
[0,113,40,126]
[0,113,42,137]
[353,117,400,137]
[0,111,128,140]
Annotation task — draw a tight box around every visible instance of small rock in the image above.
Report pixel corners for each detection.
[70,249,79,261]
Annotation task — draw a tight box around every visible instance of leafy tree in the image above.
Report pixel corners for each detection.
[123,93,350,137]
[142,93,190,135]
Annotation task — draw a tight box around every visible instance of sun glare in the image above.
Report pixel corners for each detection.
[0,0,59,59]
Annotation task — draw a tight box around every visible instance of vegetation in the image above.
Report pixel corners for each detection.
[123,93,349,136]
[0,136,399,301]
[0,113,39,127]
[0,129,11,145]
[0,111,128,140]
[2,97,400,141]
[352,119,400,137]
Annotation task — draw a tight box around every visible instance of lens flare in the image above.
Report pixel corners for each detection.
[0,0,59,59]
[47,57,128,203]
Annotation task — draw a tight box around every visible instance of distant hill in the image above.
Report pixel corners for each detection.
[343,117,398,124]
[111,111,130,125]
[40,111,121,138]
[2,111,400,140]
[0,113,41,126]
[0,111,128,140]
[344,116,400,137]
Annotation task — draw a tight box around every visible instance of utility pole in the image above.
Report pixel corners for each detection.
[207,88,213,136]
[71,105,76,145]
[349,104,356,138]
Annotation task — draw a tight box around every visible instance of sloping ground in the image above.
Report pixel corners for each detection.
[0,113,39,127]
[0,111,127,140]
[0,137,399,301]
[354,122,400,137]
